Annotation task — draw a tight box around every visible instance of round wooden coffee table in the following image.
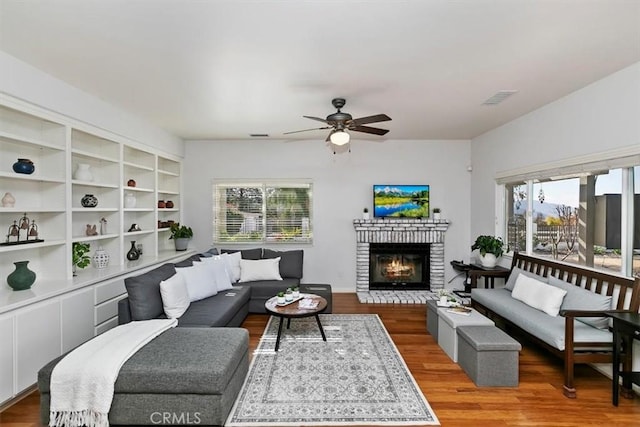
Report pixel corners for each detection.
[265,293,328,351]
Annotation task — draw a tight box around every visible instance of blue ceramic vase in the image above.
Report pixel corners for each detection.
[13,158,35,175]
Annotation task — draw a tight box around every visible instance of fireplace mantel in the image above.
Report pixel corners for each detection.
[353,218,450,293]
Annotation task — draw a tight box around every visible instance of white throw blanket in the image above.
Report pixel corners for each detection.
[49,319,177,427]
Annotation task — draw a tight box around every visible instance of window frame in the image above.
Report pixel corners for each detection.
[213,179,313,244]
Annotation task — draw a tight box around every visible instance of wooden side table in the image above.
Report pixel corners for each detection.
[608,312,640,406]
[467,264,511,293]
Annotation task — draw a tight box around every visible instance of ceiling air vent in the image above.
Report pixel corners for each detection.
[249,133,269,137]
[482,90,518,106]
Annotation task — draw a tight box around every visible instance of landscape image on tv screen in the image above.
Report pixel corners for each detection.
[373,185,430,218]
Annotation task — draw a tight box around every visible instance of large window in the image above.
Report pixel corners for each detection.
[213,181,312,243]
[502,163,639,278]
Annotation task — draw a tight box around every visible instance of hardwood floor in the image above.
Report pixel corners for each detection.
[1,293,638,427]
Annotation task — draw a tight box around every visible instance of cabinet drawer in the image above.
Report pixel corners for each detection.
[95,296,125,326]
[95,279,126,305]
[95,317,119,336]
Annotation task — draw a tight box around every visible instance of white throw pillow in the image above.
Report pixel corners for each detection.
[159,273,190,319]
[239,257,283,282]
[221,252,242,283]
[511,274,567,317]
[177,261,217,302]
[200,255,234,291]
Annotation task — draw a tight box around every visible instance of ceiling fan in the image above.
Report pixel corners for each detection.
[284,98,391,146]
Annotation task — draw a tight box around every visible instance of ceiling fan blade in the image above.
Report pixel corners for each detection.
[283,126,331,135]
[351,125,389,136]
[303,115,329,124]
[351,114,391,126]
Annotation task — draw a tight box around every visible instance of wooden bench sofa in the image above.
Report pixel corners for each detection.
[471,252,640,398]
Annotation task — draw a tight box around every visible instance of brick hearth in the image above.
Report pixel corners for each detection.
[353,218,450,304]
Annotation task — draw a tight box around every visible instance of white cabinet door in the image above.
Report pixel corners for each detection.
[61,288,94,352]
[0,316,14,404]
[15,301,61,392]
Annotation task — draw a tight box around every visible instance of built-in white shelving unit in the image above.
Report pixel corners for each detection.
[0,94,185,406]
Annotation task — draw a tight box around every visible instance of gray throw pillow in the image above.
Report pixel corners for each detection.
[504,266,548,291]
[263,249,304,279]
[547,275,612,329]
[124,263,176,320]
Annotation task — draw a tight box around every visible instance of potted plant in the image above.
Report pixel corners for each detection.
[276,291,286,305]
[363,207,370,220]
[432,208,441,220]
[169,223,193,251]
[285,287,293,302]
[72,242,91,276]
[471,235,504,268]
[292,286,300,298]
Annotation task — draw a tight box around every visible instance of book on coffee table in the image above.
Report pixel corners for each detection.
[446,306,472,316]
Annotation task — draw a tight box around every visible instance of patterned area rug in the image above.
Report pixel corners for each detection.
[226,314,439,426]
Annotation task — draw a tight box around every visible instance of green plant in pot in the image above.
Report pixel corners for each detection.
[471,235,504,268]
[72,242,91,276]
[169,223,193,251]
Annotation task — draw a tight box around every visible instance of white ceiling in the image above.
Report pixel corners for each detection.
[1,0,639,141]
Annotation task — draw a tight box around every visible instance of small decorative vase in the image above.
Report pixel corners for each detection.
[276,296,286,305]
[124,192,137,208]
[92,247,110,269]
[81,194,98,208]
[363,210,370,220]
[165,200,174,208]
[127,179,136,187]
[174,237,189,251]
[2,192,16,207]
[158,200,166,208]
[433,212,441,220]
[13,158,35,175]
[292,288,300,298]
[285,290,293,302]
[7,261,36,291]
[439,295,448,305]
[126,241,140,261]
[73,163,93,181]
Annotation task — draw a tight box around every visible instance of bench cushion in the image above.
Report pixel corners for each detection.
[472,288,611,351]
[547,275,612,329]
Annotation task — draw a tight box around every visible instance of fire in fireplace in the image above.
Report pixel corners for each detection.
[369,243,430,290]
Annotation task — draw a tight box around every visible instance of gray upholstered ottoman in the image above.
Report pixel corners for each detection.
[426,299,439,340]
[457,325,521,387]
[38,327,249,426]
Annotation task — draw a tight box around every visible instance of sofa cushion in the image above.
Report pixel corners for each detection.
[511,274,567,316]
[262,249,304,279]
[472,288,612,351]
[245,278,301,299]
[548,275,612,329]
[124,263,176,320]
[176,262,218,302]
[221,252,242,282]
[200,256,234,291]
[239,258,283,282]
[221,248,262,260]
[505,266,548,291]
[174,254,203,268]
[177,286,251,327]
[159,273,190,319]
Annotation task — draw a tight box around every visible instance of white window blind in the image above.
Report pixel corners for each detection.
[213,181,312,243]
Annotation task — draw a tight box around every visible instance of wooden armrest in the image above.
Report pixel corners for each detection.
[469,270,509,278]
[560,309,608,318]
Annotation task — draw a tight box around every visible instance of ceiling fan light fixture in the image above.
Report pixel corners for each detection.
[330,130,350,145]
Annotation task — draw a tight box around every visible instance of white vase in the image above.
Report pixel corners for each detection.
[124,192,137,208]
[479,253,498,268]
[74,163,93,181]
[1,192,15,207]
[92,247,110,269]
[363,211,370,220]
[433,212,441,220]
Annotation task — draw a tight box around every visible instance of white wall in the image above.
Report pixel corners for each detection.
[183,139,471,292]
[470,61,640,240]
[0,51,183,156]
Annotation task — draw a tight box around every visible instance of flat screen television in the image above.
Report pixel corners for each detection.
[373,185,430,218]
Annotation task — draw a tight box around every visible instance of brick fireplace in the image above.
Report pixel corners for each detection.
[353,218,449,302]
